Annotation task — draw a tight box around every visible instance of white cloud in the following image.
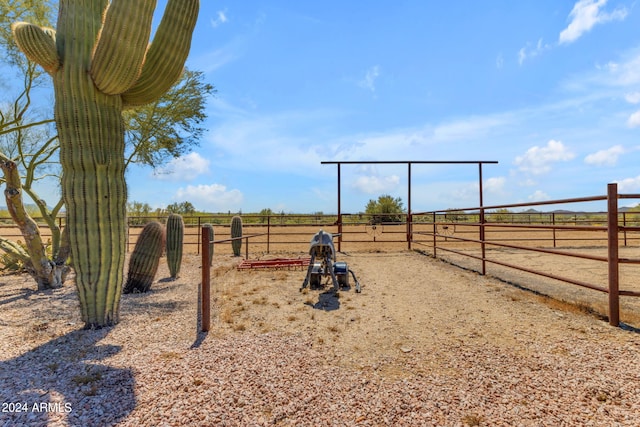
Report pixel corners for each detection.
[496,53,504,69]
[484,177,506,194]
[153,152,210,181]
[211,10,228,28]
[628,110,640,128]
[206,109,340,176]
[615,175,640,192]
[559,0,628,45]
[561,47,640,91]
[175,184,243,212]
[608,54,640,87]
[518,178,537,187]
[584,145,624,165]
[528,190,550,201]
[518,38,550,65]
[625,92,640,104]
[358,65,380,93]
[352,174,400,194]
[191,43,241,74]
[431,114,510,142]
[514,140,575,175]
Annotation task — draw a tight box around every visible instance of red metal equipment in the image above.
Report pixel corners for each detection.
[237,257,311,270]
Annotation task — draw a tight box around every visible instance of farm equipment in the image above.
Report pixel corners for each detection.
[300,229,361,293]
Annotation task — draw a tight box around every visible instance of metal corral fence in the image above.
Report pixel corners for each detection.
[411,183,640,327]
[3,209,639,255]
[125,212,412,255]
[2,184,640,327]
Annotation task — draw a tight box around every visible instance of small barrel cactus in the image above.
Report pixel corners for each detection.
[166,213,184,278]
[203,223,214,266]
[231,215,243,257]
[123,221,165,294]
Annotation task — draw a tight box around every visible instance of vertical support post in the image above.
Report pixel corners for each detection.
[245,236,249,260]
[479,163,486,275]
[407,162,412,250]
[267,215,271,254]
[197,216,201,254]
[337,163,342,252]
[432,211,437,257]
[201,226,211,332]
[623,212,627,247]
[125,218,130,253]
[607,183,620,327]
[552,213,557,248]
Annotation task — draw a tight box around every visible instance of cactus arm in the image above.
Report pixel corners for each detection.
[57,0,109,62]
[90,0,157,95]
[122,0,199,107]
[11,23,60,75]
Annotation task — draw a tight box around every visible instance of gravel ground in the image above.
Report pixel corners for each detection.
[1,252,639,426]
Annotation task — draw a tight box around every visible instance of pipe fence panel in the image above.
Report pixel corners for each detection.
[2,185,639,327]
[411,184,640,327]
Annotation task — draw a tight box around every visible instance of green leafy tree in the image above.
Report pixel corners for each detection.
[490,208,511,223]
[127,201,152,216]
[258,208,273,224]
[167,201,196,215]
[127,201,153,225]
[123,68,214,169]
[365,194,405,224]
[0,0,67,289]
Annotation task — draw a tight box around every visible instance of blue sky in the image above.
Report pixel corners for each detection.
[105,1,640,212]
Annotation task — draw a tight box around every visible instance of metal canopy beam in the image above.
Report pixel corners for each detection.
[321,160,499,251]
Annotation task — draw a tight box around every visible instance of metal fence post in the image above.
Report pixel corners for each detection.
[552,213,557,248]
[607,183,620,327]
[623,212,627,247]
[407,213,412,250]
[480,208,486,275]
[201,226,211,332]
[432,212,437,258]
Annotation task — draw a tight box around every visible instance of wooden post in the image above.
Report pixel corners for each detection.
[607,183,620,327]
[201,226,211,332]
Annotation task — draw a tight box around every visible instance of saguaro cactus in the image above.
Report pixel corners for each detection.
[231,215,243,257]
[166,213,184,279]
[123,221,165,294]
[12,0,199,328]
[202,223,214,266]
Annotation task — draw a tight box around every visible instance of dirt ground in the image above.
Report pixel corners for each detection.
[3,248,635,373]
[207,247,640,377]
[2,249,640,425]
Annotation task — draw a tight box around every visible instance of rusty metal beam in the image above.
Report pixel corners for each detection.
[321,160,498,252]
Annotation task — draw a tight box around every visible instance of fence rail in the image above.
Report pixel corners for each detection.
[411,184,640,327]
[2,184,640,327]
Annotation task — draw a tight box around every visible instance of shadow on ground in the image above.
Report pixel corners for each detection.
[0,328,135,426]
[305,290,342,311]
